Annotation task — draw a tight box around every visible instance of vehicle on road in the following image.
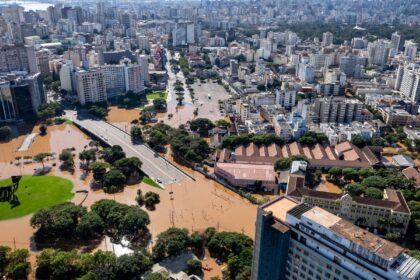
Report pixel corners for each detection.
[156,178,162,184]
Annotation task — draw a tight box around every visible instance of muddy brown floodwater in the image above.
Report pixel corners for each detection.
[0,122,257,279]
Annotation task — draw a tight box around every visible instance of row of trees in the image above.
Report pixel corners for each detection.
[35,249,153,280]
[145,123,212,164]
[0,246,31,279]
[31,199,150,245]
[86,145,142,193]
[222,133,285,149]
[151,227,253,279]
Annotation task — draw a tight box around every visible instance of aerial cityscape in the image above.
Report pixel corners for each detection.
[0,0,420,279]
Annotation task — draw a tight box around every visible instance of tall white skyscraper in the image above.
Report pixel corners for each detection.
[398,65,420,104]
[390,32,401,56]
[404,40,418,60]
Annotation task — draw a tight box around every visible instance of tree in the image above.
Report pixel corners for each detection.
[299,136,317,146]
[59,148,74,171]
[0,125,11,140]
[91,199,150,239]
[215,119,230,127]
[176,96,184,106]
[103,169,127,193]
[37,102,63,121]
[190,118,215,137]
[38,124,47,136]
[328,167,342,178]
[345,183,364,196]
[207,232,253,260]
[275,158,291,170]
[364,187,383,199]
[361,176,387,190]
[115,251,153,279]
[114,157,142,178]
[144,192,160,210]
[185,259,202,275]
[136,189,144,206]
[153,98,167,112]
[30,202,87,238]
[130,126,143,142]
[33,152,52,168]
[76,212,104,238]
[103,145,126,164]
[4,249,31,280]
[190,231,204,253]
[351,135,366,148]
[79,149,97,168]
[152,228,191,261]
[89,162,109,182]
[341,168,359,181]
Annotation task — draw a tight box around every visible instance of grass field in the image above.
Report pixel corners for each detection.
[0,175,74,220]
[142,176,162,189]
[146,91,167,101]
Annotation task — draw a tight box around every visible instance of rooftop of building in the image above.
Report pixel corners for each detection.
[216,141,375,168]
[215,162,275,182]
[286,187,410,214]
[261,196,299,222]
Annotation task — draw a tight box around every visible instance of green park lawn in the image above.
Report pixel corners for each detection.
[146,91,167,101]
[0,175,74,220]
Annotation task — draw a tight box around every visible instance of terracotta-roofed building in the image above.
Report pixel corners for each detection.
[235,145,245,156]
[216,141,373,169]
[214,162,276,190]
[288,142,301,156]
[402,166,420,187]
[335,141,352,155]
[246,143,259,156]
[287,187,411,235]
[343,149,360,161]
[311,144,326,160]
[324,146,337,160]
[259,145,268,157]
[267,143,281,157]
[281,145,290,158]
[302,146,313,159]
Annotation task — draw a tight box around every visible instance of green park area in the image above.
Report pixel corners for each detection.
[0,175,74,220]
[146,91,167,101]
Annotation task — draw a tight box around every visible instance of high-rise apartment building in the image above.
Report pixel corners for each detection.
[390,32,401,56]
[0,44,37,74]
[0,73,45,121]
[59,60,74,93]
[313,97,363,123]
[298,63,315,83]
[75,68,106,105]
[322,32,333,47]
[367,39,391,66]
[251,196,420,280]
[339,55,365,78]
[138,54,150,85]
[124,64,144,94]
[101,64,126,97]
[397,64,420,104]
[35,49,51,77]
[404,40,418,61]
